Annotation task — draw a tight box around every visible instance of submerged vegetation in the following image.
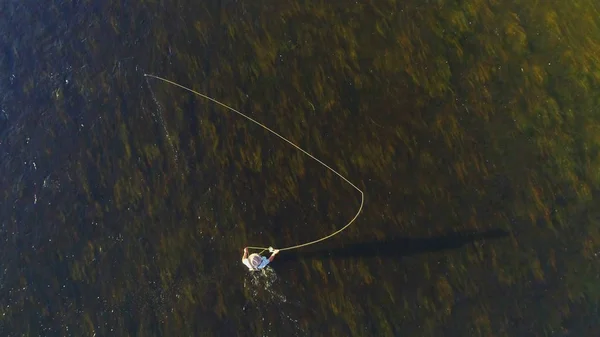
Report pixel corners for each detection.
[0,0,599,336]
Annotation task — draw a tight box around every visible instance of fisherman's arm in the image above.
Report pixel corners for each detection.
[268,249,280,262]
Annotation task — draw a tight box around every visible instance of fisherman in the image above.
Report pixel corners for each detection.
[242,246,280,271]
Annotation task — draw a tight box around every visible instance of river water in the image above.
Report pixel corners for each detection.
[0,1,599,336]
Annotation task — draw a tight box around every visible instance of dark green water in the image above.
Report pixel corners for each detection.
[1,0,599,336]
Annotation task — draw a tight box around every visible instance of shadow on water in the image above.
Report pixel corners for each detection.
[274,228,510,265]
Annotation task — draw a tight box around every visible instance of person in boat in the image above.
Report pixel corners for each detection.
[242,246,280,271]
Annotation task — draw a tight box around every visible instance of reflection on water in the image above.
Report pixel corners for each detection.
[244,268,287,305]
[243,268,306,337]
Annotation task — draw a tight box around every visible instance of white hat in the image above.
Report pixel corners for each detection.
[249,253,262,268]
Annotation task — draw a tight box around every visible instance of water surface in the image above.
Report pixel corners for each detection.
[0,0,599,336]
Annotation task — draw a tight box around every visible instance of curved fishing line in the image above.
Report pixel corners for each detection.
[143,73,364,252]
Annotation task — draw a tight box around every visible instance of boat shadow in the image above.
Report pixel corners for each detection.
[274,228,509,264]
